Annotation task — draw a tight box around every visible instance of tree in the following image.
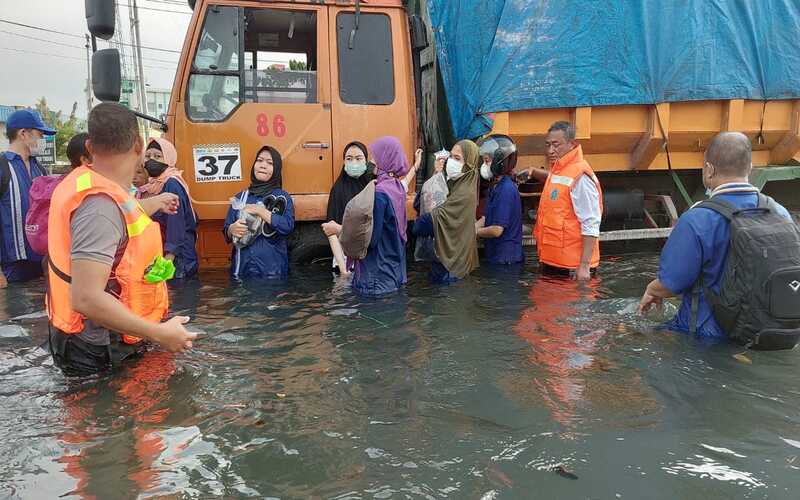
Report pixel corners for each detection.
[34,97,85,162]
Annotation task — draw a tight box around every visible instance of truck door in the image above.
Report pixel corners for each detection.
[174,3,332,221]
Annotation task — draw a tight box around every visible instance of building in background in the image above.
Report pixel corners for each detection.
[121,80,171,123]
[146,87,171,123]
[0,105,23,151]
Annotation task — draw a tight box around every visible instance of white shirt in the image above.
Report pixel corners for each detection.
[569,174,601,237]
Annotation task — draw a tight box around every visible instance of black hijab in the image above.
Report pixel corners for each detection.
[249,146,282,198]
[326,141,375,224]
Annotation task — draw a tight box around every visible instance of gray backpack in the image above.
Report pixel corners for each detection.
[692,194,800,350]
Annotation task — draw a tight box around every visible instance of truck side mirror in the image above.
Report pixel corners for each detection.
[92,49,122,102]
[85,0,116,40]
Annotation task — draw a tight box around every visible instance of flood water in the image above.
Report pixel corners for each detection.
[2,251,800,499]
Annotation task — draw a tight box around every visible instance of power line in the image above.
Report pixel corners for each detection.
[0,17,182,54]
[0,29,179,66]
[0,18,83,38]
[0,46,177,72]
[117,2,191,15]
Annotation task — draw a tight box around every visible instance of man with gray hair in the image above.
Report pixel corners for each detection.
[639,132,793,339]
[528,120,603,280]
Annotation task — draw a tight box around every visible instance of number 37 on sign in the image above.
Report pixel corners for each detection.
[193,143,242,183]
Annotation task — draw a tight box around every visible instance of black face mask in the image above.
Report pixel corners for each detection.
[144,159,168,178]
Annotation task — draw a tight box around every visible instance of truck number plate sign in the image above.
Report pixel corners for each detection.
[193,143,242,183]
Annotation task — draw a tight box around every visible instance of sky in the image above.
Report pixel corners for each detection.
[0,0,193,120]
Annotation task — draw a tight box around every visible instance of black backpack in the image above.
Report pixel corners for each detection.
[692,194,800,350]
[0,155,10,199]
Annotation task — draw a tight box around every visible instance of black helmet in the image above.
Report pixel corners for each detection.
[479,134,518,176]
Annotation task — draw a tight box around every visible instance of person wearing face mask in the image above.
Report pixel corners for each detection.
[413,140,480,283]
[0,109,55,287]
[475,134,524,266]
[322,136,409,296]
[139,138,199,280]
[639,132,794,340]
[327,142,376,225]
[325,142,375,273]
[224,146,295,279]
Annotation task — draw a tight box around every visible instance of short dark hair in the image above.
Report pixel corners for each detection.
[87,103,139,155]
[66,132,90,167]
[547,121,576,141]
[705,132,751,176]
[5,128,20,142]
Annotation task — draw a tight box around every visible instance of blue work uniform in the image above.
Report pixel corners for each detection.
[413,212,457,284]
[484,175,524,265]
[353,191,407,296]
[657,183,792,338]
[1,151,45,281]
[151,178,198,279]
[223,189,295,279]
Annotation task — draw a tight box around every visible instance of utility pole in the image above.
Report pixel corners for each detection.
[84,34,93,115]
[130,0,150,138]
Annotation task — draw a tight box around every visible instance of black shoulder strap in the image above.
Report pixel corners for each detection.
[694,198,737,221]
[0,155,10,199]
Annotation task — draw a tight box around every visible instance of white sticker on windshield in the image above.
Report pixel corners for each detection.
[193,143,242,183]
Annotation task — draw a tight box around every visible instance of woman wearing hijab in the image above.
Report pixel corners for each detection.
[325,142,374,273]
[413,140,480,283]
[224,146,295,279]
[322,136,409,296]
[140,137,199,279]
[327,141,375,224]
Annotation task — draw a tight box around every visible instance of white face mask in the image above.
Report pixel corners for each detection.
[28,137,45,156]
[344,160,367,178]
[480,162,493,181]
[445,157,464,180]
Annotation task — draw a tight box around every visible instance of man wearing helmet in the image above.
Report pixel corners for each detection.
[475,134,524,265]
[526,121,603,280]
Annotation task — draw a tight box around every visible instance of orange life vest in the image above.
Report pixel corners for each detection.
[46,166,169,344]
[534,145,603,269]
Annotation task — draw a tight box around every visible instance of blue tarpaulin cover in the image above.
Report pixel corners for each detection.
[427,1,800,138]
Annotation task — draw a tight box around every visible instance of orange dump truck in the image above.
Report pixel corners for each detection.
[85,0,800,267]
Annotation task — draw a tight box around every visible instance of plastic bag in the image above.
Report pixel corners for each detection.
[230,194,265,249]
[414,172,449,261]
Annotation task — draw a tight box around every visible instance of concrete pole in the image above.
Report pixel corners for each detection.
[84,34,93,115]
[131,0,150,138]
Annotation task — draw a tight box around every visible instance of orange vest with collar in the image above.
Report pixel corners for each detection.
[534,145,603,269]
[46,166,168,344]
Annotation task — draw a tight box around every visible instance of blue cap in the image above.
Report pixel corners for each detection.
[6,109,56,135]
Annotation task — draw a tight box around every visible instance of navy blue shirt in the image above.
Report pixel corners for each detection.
[353,191,407,296]
[658,184,792,338]
[484,175,523,265]
[1,151,45,265]
[413,212,457,283]
[151,178,198,279]
[224,189,295,279]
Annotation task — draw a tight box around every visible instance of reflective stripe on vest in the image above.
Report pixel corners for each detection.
[534,145,603,270]
[46,166,168,343]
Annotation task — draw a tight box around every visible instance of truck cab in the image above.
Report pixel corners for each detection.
[169,0,419,267]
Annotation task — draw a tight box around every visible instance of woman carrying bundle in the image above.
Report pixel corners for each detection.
[224,146,295,280]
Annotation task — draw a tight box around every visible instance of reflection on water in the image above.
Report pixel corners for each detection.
[2,251,800,499]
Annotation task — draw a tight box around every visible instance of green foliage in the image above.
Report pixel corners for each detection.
[289,59,307,71]
[34,97,86,162]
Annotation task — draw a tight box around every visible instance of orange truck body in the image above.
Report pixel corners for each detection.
[162,0,416,267]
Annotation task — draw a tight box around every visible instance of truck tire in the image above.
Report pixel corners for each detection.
[288,221,331,264]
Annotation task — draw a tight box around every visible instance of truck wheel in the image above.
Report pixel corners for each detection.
[288,222,331,264]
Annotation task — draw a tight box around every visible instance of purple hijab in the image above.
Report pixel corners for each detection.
[370,136,409,243]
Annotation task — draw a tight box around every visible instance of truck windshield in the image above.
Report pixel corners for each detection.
[187,5,318,122]
[188,5,240,121]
